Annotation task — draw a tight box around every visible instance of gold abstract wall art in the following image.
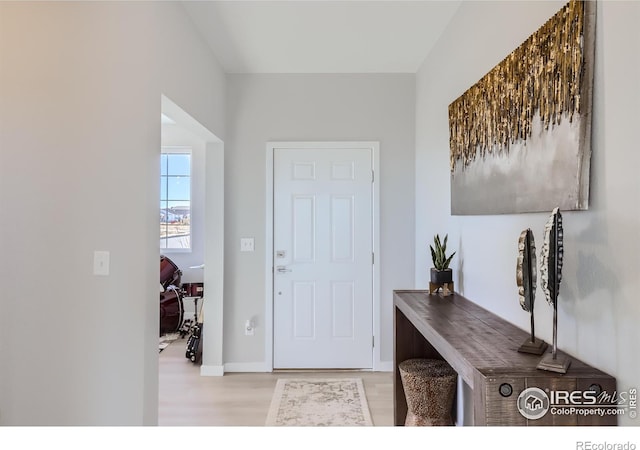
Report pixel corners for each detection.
[449,0,595,215]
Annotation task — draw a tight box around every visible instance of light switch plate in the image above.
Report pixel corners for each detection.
[240,238,255,252]
[93,250,110,276]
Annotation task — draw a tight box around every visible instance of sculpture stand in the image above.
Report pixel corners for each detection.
[537,304,571,373]
[538,353,571,373]
[537,210,571,374]
[518,338,548,355]
[518,311,548,355]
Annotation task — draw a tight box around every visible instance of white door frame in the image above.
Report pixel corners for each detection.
[161,94,225,377]
[265,141,381,371]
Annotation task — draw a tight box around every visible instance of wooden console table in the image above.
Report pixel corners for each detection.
[393,290,617,426]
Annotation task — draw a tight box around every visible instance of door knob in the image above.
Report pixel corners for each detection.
[276,266,292,273]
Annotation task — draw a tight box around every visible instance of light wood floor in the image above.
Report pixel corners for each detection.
[158,337,394,426]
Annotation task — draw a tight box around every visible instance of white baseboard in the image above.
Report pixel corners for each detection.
[203,361,392,374]
[200,364,224,376]
[224,362,270,373]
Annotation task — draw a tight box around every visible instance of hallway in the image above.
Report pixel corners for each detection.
[158,338,394,426]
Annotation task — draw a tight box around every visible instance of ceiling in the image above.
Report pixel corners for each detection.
[182,1,462,74]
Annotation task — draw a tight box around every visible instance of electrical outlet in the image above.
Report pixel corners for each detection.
[240,238,255,252]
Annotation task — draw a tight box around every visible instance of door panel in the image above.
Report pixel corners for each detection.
[331,195,354,262]
[293,196,315,262]
[273,147,373,369]
[293,282,315,339]
[331,281,355,338]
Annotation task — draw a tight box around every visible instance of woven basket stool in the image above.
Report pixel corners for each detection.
[399,358,457,426]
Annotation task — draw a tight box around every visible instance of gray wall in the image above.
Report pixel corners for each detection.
[0,1,225,425]
[225,74,416,367]
[415,0,640,425]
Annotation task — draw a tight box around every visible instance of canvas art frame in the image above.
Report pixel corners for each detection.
[449,0,596,215]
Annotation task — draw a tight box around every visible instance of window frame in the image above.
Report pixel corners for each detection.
[160,146,193,252]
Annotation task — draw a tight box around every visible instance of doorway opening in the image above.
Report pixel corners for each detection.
[160,94,225,378]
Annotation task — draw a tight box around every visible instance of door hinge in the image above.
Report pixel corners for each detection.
[371,170,375,183]
[372,252,374,264]
[372,336,375,348]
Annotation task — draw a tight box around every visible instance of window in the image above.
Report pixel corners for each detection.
[160,150,191,250]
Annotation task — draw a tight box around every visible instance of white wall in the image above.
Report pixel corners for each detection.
[0,1,225,425]
[225,74,415,368]
[415,1,640,425]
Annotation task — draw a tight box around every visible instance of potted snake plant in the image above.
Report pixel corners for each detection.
[430,234,456,284]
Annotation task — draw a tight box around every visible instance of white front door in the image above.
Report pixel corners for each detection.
[273,146,373,369]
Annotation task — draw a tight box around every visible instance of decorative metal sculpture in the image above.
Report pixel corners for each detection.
[516,228,547,354]
[537,207,571,373]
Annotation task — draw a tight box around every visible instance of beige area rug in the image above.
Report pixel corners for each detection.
[265,378,374,426]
